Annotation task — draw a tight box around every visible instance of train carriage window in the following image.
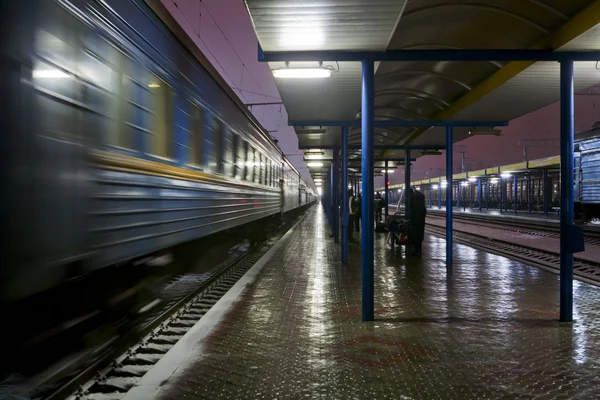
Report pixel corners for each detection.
[246,147,255,181]
[221,124,234,177]
[254,153,261,184]
[212,118,224,174]
[235,137,246,180]
[266,160,271,187]
[188,102,204,167]
[203,114,217,173]
[148,75,174,159]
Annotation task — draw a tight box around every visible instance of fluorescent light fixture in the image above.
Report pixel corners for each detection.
[304,151,324,156]
[432,184,439,189]
[468,128,502,136]
[461,181,469,186]
[398,189,402,193]
[348,184,352,189]
[468,177,477,182]
[314,178,323,182]
[386,169,395,174]
[33,69,69,79]
[441,181,448,187]
[307,162,324,167]
[273,67,331,79]
[296,129,327,135]
[148,83,160,88]
[500,172,511,179]
[490,178,499,183]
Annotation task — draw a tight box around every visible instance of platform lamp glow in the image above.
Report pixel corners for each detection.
[272,62,332,79]
[307,162,324,167]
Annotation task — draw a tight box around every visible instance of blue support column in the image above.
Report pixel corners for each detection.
[445,126,453,266]
[361,60,375,321]
[405,150,411,215]
[560,59,574,322]
[528,174,532,213]
[499,177,503,214]
[341,126,349,264]
[384,160,389,218]
[478,178,482,211]
[429,184,433,208]
[514,175,518,215]
[543,169,549,218]
[333,151,339,243]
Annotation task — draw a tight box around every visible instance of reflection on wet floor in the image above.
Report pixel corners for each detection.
[158,206,600,399]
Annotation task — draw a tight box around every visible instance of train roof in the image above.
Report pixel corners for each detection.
[575,121,600,142]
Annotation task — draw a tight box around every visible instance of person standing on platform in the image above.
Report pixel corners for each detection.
[355,194,362,233]
[348,189,357,240]
[374,192,383,222]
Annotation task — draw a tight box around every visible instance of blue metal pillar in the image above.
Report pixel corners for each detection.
[513,175,518,215]
[560,59,574,322]
[341,127,349,263]
[429,184,433,208]
[327,170,332,222]
[478,178,482,212]
[499,177,503,214]
[333,151,339,243]
[543,169,549,218]
[361,60,375,321]
[384,160,389,218]
[528,174,532,213]
[405,149,411,215]
[445,126,453,265]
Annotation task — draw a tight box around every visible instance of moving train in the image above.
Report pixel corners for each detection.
[0,0,315,305]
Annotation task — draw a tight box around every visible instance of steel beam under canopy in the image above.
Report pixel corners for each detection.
[290,120,507,128]
[260,47,600,62]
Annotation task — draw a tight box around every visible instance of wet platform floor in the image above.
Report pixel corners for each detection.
[153,206,600,399]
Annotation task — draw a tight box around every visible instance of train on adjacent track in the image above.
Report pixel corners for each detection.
[0,0,315,305]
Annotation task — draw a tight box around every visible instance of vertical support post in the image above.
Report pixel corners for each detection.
[445,126,453,266]
[499,177,503,214]
[543,169,549,218]
[333,151,339,243]
[513,175,518,215]
[457,183,461,209]
[528,174,532,213]
[361,60,374,321]
[560,59,574,322]
[429,184,433,208]
[438,183,442,209]
[405,150,411,215]
[341,126,349,264]
[478,178,482,212]
[384,160,389,218]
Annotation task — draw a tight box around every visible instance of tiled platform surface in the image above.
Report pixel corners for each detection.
[156,206,600,399]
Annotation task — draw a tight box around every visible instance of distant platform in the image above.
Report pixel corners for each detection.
[124,206,600,399]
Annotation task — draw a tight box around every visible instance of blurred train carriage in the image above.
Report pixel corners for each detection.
[0,0,315,305]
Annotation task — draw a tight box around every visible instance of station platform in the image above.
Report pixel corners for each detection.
[125,205,600,399]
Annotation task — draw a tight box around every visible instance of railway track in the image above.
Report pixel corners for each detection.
[419,213,600,286]
[9,210,309,400]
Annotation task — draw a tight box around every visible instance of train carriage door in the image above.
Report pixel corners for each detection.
[235,136,246,180]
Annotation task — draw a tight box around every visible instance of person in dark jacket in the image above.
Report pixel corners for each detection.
[355,194,362,233]
[406,189,426,255]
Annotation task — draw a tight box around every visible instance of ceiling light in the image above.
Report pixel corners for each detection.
[468,128,502,136]
[500,172,511,179]
[314,178,323,182]
[148,83,160,88]
[307,162,324,167]
[33,69,69,79]
[461,181,469,186]
[305,151,324,156]
[468,177,477,182]
[432,184,439,189]
[385,170,395,174]
[296,129,327,135]
[441,181,448,187]
[490,178,499,183]
[273,67,331,79]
